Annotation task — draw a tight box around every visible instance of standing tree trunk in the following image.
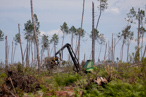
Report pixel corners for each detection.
[98,44,102,63]
[127,43,130,62]
[31,41,33,63]
[92,2,95,63]
[41,45,44,64]
[114,38,116,62]
[71,32,74,49]
[120,39,124,61]
[47,46,50,58]
[69,32,74,62]
[104,42,107,60]
[141,29,144,59]
[108,41,110,60]
[18,24,24,66]
[96,0,101,29]
[142,45,146,60]
[30,0,41,74]
[112,33,114,62]
[137,8,140,62]
[77,0,85,63]
[5,36,8,68]
[26,40,29,66]
[62,33,64,47]
[54,42,56,56]
[13,44,16,63]
[11,41,13,64]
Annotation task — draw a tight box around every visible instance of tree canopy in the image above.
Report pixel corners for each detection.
[24,14,40,41]
[0,30,4,41]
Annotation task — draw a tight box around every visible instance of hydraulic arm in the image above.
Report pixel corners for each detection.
[55,43,80,72]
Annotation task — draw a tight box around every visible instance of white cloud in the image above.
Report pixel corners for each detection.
[111,7,120,14]
[105,0,146,14]
[40,29,63,36]
[106,7,120,14]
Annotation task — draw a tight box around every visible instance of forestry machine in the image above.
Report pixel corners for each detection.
[45,43,80,72]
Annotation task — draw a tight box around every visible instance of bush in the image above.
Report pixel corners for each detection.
[83,80,146,97]
[102,80,145,97]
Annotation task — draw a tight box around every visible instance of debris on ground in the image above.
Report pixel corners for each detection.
[0,70,40,96]
[93,76,108,86]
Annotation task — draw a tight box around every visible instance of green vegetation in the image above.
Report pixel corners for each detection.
[0,59,146,96]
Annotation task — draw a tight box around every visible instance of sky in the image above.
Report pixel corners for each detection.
[0,0,146,64]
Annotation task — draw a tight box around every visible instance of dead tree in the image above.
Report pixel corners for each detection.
[76,0,85,63]
[92,2,95,63]
[18,24,24,66]
[30,0,41,74]
[5,36,8,70]
[104,42,107,60]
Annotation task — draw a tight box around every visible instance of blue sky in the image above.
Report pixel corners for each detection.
[0,0,146,63]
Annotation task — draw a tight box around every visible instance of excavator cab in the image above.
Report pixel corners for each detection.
[83,60,94,73]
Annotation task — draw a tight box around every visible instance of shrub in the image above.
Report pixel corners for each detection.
[102,80,145,97]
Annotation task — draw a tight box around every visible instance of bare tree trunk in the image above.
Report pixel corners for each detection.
[71,32,74,49]
[31,41,33,63]
[5,36,8,64]
[104,42,107,60]
[98,44,102,62]
[96,0,101,29]
[26,40,29,66]
[5,36,8,68]
[142,45,146,60]
[75,36,78,56]
[108,41,110,60]
[41,45,44,64]
[141,30,144,59]
[114,38,116,62]
[112,33,114,62]
[92,2,95,63]
[11,41,13,64]
[61,34,64,60]
[47,46,50,58]
[62,33,64,47]
[18,24,24,66]
[50,46,54,56]
[84,53,86,62]
[34,43,36,60]
[13,44,16,64]
[137,8,140,63]
[127,43,130,62]
[77,0,85,63]
[30,0,41,74]
[28,40,31,66]
[69,32,74,62]
[54,42,56,56]
[103,33,124,63]
[120,39,124,61]
[8,45,10,64]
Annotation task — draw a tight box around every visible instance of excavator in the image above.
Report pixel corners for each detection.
[44,43,94,73]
